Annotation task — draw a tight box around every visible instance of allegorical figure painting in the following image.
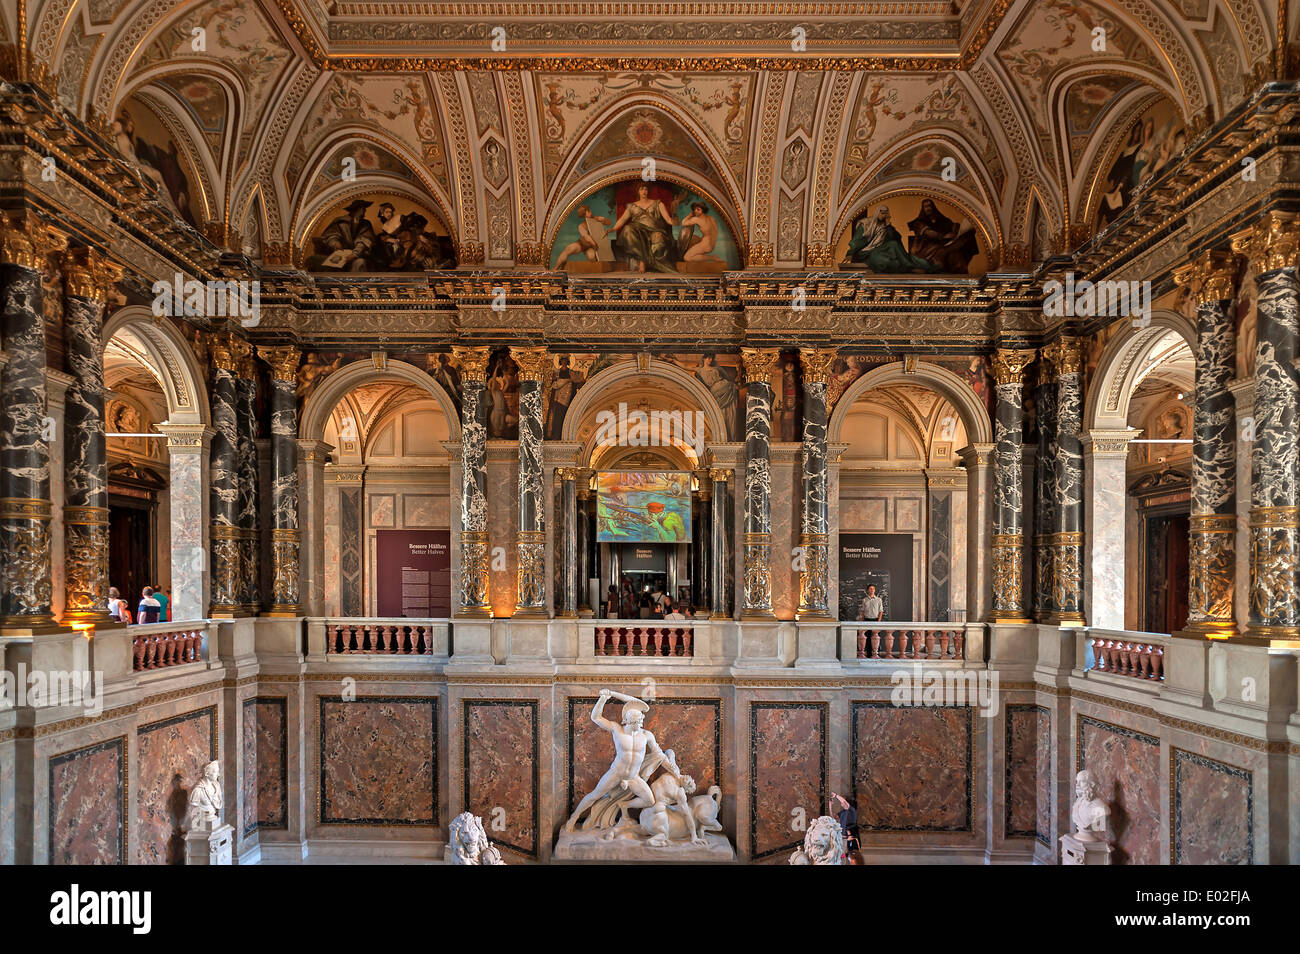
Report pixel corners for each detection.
[304,195,456,271]
[837,195,984,275]
[116,99,199,227]
[1094,98,1185,230]
[552,181,741,274]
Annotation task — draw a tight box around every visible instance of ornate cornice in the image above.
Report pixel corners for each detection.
[990,348,1034,386]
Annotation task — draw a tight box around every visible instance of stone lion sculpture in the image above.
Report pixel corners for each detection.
[788,815,846,865]
[448,811,505,865]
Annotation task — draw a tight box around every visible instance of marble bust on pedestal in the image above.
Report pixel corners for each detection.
[183,760,223,832]
[1060,769,1113,865]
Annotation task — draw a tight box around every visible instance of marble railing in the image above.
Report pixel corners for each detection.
[841,622,977,662]
[1083,628,1167,683]
[314,618,450,656]
[131,622,209,671]
[593,624,694,658]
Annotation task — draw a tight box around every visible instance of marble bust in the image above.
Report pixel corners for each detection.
[183,760,223,832]
[789,816,845,865]
[1070,770,1110,841]
[448,811,505,865]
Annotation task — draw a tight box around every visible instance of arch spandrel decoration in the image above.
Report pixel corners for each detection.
[1084,310,1196,431]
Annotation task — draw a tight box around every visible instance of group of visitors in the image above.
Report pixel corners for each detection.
[107,585,170,624]
[603,576,695,620]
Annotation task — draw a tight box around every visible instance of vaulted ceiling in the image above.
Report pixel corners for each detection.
[14,0,1281,265]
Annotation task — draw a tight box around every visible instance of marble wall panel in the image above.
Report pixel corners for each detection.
[1172,749,1252,864]
[1078,715,1160,864]
[48,737,126,864]
[749,702,827,859]
[319,696,437,825]
[136,707,217,864]
[403,493,441,527]
[369,494,395,528]
[463,699,538,858]
[339,487,363,616]
[852,703,972,831]
[0,739,12,865]
[1005,704,1050,844]
[567,697,722,818]
[895,497,921,531]
[840,496,887,530]
[242,698,288,836]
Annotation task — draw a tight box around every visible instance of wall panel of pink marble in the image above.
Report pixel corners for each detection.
[1173,749,1252,864]
[136,707,217,864]
[853,703,972,831]
[464,699,538,858]
[1078,715,1160,864]
[749,702,826,860]
[567,696,721,819]
[1005,704,1050,844]
[48,737,126,864]
[319,696,437,825]
[242,698,288,836]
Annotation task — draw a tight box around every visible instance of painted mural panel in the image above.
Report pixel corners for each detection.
[837,195,986,275]
[1094,97,1185,230]
[115,97,200,227]
[304,193,455,271]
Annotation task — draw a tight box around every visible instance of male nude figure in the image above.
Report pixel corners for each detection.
[563,689,681,832]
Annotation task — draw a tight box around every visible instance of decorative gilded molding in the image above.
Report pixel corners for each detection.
[0,211,67,270]
[62,247,122,304]
[511,346,550,382]
[1041,337,1082,377]
[798,347,838,384]
[452,345,492,381]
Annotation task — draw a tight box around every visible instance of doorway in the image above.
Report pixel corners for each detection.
[1141,509,1190,634]
[109,498,155,616]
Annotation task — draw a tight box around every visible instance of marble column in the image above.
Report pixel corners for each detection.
[155,424,213,621]
[1031,355,1059,622]
[577,472,591,613]
[297,439,333,617]
[513,347,549,617]
[1082,430,1139,630]
[558,467,578,618]
[741,348,779,618]
[60,248,120,626]
[989,349,1035,622]
[235,352,260,612]
[452,346,491,617]
[695,475,711,612]
[1045,338,1085,625]
[260,347,302,616]
[1175,251,1239,634]
[709,467,730,619]
[208,335,244,616]
[1231,215,1300,637]
[959,443,995,622]
[797,348,835,619]
[0,213,64,633]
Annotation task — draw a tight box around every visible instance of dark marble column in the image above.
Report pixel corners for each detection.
[1046,338,1084,624]
[235,352,261,612]
[1031,357,1058,622]
[709,467,730,619]
[1232,216,1300,637]
[452,346,491,617]
[990,349,1035,622]
[1175,251,1239,634]
[577,472,591,613]
[260,347,301,616]
[558,467,578,618]
[513,347,549,617]
[208,335,244,616]
[741,348,778,618]
[798,348,835,619]
[0,213,64,632]
[61,248,121,626]
[694,475,711,612]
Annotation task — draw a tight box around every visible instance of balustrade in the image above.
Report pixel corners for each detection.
[1087,633,1165,682]
[326,620,438,655]
[131,624,206,671]
[846,624,969,661]
[594,625,694,658]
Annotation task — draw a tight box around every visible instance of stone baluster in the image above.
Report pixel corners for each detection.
[797,347,835,619]
[61,247,121,627]
[990,349,1035,622]
[260,347,302,616]
[452,346,491,617]
[1045,337,1085,624]
[512,346,549,617]
[741,348,778,618]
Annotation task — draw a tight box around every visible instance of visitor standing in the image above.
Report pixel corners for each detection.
[137,586,162,624]
[153,584,170,622]
[830,792,863,864]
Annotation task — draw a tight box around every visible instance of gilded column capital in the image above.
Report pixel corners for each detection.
[512,346,550,382]
[741,347,780,383]
[0,211,67,270]
[211,334,250,374]
[452,345,491,382]
[1173,249,1238,304]
[556,466,579,482]
[991,348,1035,386]
[1041,338,1082,377]
[259,346,301,382]
[708,467,732,482]
[1230,211,1300,273]
[62,247,122,303]
[798,347,838,384]
[236,347,258,379]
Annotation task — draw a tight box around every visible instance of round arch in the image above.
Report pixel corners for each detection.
[562,357,731,448]
[828,360,993,446]
[101,307,210,425]
[1084,310,1196,431]
[299,357,462,443]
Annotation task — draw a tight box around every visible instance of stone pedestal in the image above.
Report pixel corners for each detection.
[1059,833,1112,865]
[554,829,735,863]
[185,824,234,865]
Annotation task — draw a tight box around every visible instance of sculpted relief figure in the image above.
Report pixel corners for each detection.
[448,812,505,865]
[1071,770,1111,842]
[183,760,223,833]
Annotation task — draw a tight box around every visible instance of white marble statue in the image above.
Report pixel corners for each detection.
[448,811,505,865]
[563,689,723,849]
[789,816,845,865]
[183,760,223,833]
[1070,770,1111,841]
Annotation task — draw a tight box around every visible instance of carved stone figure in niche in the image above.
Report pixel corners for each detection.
[1153,405,1188,441]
